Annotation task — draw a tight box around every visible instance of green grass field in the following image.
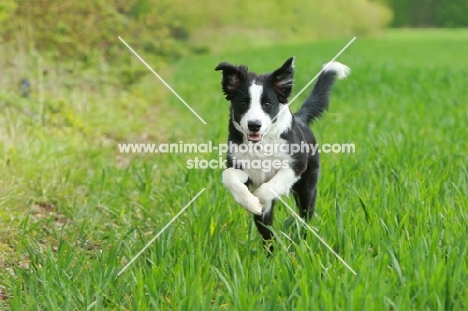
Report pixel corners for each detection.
[1,29,467,310]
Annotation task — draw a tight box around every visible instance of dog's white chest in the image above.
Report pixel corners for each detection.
[230,140,293,189]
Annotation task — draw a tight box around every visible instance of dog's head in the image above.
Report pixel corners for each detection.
[215,57,294,142]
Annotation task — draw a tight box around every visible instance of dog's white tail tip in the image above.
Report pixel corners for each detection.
[322,61,351,79]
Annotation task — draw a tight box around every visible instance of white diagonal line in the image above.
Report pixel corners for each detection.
[117,188,206,277]
[271,37,356,124]
[288,37,356,106]
[269,188,357,275]
[118,36,207,125]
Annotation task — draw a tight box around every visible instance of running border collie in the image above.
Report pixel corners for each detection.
[215,57,350,243]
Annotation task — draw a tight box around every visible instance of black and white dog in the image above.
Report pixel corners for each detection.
[215,57,349,242]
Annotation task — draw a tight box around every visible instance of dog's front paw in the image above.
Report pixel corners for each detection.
[244,194,263,215]
[253,184,275,204]
[227,185,263,215]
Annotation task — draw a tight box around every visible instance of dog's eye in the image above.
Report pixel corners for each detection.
[239,101,248,107]
[262,102,271,108]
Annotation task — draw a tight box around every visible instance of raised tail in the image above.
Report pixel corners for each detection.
[295,62,350,124]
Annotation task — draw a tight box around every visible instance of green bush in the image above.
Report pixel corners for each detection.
[1,0,392,65]
[172,0,392,40]
[386,0,468,27]
[0,0,187,65]
[0,0,15,23]
[435,0,468,27]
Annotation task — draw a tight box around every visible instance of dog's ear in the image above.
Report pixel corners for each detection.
[270,56,295,103]
[215,62,248,100]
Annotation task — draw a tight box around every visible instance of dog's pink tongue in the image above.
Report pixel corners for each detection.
[249,134,262,141]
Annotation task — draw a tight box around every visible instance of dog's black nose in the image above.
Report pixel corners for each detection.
[248,120,262,132]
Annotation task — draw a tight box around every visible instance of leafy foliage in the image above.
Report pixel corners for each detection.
[0,0,392,66]
[172,0,392,39]
[385,0,468,27]
[1,0,186,64]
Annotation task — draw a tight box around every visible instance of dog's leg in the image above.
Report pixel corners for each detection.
[292,167,319,221]
[222,168,263,215]
[252,168,299,204]
[254,200,275,252]
[292,168,319,239]
[293,185,317,221]
[292,186,317,240]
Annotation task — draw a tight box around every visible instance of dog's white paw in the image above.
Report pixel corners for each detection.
[253,185,274,204]
[228,185,263,215]
[243,194,263,215]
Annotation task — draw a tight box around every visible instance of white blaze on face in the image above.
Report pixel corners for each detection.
[240,83,272,136]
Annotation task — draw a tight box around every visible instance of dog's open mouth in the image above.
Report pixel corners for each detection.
[248,134,263,142]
